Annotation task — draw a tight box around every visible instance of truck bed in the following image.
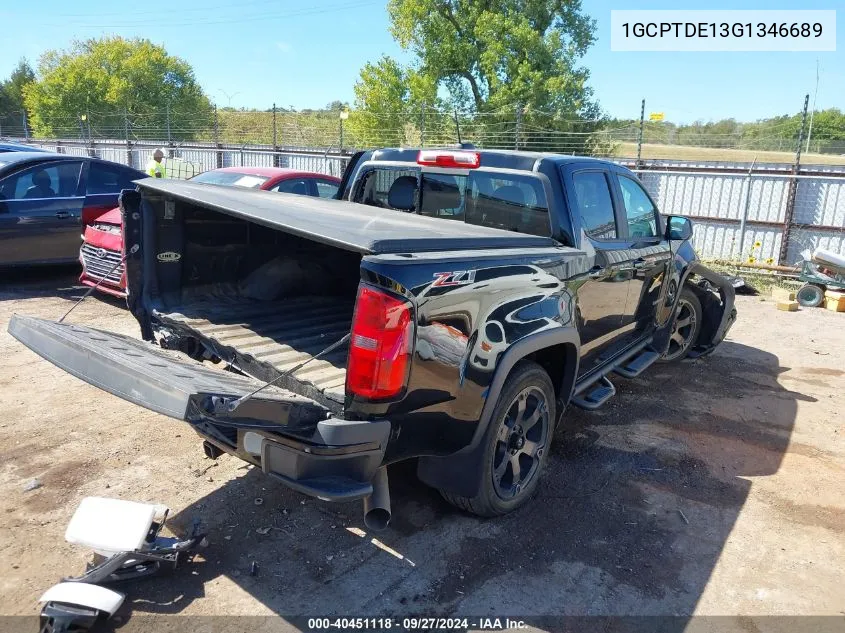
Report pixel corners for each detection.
[156,295,354,410]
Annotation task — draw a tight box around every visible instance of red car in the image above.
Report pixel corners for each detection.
[79,167,341,297]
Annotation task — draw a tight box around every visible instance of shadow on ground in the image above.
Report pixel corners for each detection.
[104,340,807,628]
[0,264,127,315]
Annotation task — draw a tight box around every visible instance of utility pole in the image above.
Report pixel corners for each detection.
[166,100,172,144]
[22,111,29,140]
[805,59,820,154]
[515,102,523,150]
[636,99,645,168]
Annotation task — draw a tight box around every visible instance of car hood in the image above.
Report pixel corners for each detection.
[95,207,122,225]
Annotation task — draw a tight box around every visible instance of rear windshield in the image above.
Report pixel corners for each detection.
[353,167,550,237]
[191,171,270,189]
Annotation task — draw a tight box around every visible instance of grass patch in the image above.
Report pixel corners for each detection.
[613,142,845,166]
[702,261,801,296]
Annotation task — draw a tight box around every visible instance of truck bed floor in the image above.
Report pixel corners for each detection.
[156,295,354,408]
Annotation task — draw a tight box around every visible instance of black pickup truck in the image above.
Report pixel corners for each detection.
[9,148,735,528]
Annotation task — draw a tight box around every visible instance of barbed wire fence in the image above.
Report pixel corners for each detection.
[2,97,839,160]
[1,97,842,267]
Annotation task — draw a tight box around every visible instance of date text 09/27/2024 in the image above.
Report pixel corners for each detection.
[307,618,527,630]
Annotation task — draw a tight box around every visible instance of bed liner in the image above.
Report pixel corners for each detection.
[155,295,354,412]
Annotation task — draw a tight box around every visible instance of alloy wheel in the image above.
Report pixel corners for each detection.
[492,386,550,500]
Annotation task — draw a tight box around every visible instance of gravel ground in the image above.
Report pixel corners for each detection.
[0,266,843,631]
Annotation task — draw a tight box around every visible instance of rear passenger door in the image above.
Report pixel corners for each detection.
[567,169,636,375]
[611,171,672,336]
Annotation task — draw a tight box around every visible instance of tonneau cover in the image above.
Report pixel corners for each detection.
[135,178,557,255]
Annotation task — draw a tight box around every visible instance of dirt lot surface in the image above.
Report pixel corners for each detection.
[1,267,843,630]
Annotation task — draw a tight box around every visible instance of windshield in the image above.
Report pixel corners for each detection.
[190,171,270,189]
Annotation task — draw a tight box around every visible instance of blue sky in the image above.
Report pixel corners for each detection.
[0,0,841,123]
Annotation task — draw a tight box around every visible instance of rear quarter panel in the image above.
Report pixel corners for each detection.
[352,247,586,462]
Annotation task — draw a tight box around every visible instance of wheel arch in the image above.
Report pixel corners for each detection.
[417,326,579,497]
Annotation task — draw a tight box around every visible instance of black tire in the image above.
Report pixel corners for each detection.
[796,283,825,308]
[440,360,556,517]
[660,287,703,363]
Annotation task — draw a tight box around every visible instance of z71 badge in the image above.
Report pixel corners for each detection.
[432,270,476,287]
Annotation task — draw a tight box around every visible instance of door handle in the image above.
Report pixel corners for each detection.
[55,211,72,219]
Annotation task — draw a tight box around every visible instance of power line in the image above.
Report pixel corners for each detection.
[31,0,380,28]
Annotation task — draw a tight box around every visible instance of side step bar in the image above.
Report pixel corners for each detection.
[571,338,657,411]
[571,376,615,410]
[613,348,660,379]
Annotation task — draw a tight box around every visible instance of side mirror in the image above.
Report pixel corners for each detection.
[665,215,693,241]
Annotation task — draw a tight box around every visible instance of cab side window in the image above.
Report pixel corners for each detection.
[572,171,617,240]
[618,175,659,238]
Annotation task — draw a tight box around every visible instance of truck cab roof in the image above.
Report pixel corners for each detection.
[366,147,618,172]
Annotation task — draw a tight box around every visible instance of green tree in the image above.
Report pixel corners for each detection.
[24,36,212,140]
[0,59,35,135]
[351,1,600,150]
[347,55,441,147]
[388,0,596,114]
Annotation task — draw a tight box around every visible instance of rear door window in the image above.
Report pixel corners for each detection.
[271,178,311,195]
[315,179,340,199]
[86,162,138,194]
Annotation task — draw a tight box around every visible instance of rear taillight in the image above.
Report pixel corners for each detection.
[347,285,413,400]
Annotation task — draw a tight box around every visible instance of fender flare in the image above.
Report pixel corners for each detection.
[417,326,580,498]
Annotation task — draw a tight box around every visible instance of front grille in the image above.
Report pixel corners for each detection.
[80,243,124,284]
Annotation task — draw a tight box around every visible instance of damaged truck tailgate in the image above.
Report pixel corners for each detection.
[8,315,331,426]
[8,314,390,501]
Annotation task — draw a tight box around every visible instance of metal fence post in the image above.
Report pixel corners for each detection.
[124,107,132,168]
[454,108,462,144]
[419,101,426,148]
[515,102,523,150]
[213,104,223,169]
[636,99,645,168]
[272,103,280,168]
[735,157,758,260]
[166,101,172,144]
[779,94,809,265]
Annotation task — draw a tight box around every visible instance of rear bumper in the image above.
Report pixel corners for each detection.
[194,416,391,502]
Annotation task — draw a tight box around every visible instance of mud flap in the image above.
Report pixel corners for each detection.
[8,315,328,426]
